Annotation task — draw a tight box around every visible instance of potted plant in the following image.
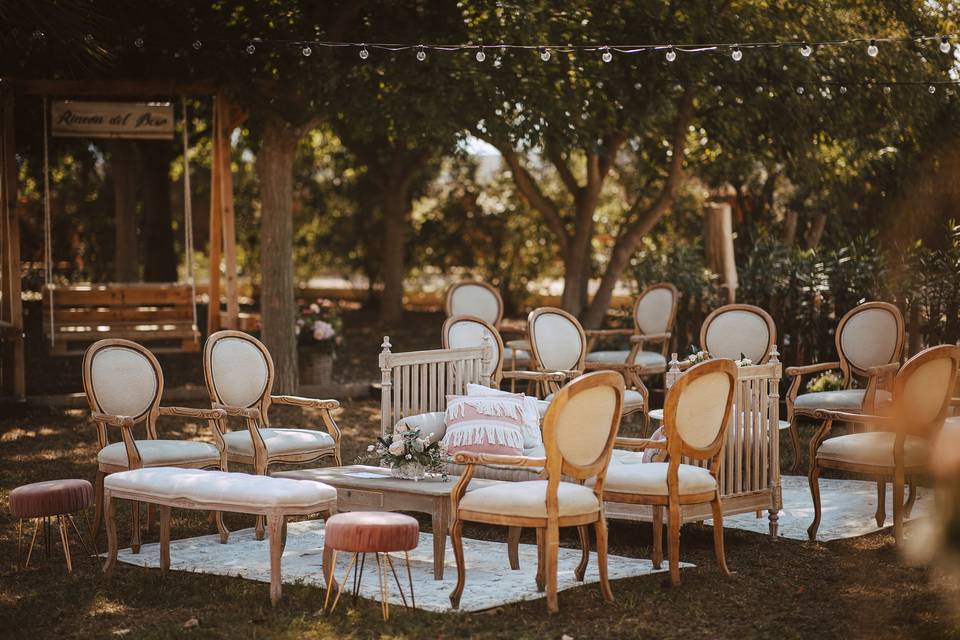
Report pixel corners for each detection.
[296,298,342,385]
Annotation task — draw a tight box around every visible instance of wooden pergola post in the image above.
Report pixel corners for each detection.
[0,81,25,399]
[207,92,240,334]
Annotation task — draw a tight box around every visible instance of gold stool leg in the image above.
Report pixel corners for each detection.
[16,519,22,568]
[405,551,416,611]
[24,518,41,568]
[58,515,73,574]
[67,514,95,559]
[328,552,358,614]
[385,553,409,610]
[376,553,389,620]
[322,549,339,611]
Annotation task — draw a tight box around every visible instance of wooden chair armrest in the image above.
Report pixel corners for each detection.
[630,332,671,344]
[502,370,567,383]
[158,406,227,420]
[584,361,646,374]
[864,362,900,377]
[271,395,340,410]
[950,397,960,407]
[505,339,531,350]
[785,362,840,377]
[212,403,262,421]
[811,409,896,425]
[91,412,135,428]
[584,328,634,338]
[452,451,547,468]
[615,436,664,451]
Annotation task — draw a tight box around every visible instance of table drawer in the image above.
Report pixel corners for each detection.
[338,489,384,508]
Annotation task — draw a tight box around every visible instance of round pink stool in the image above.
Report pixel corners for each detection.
[323,512,420,618]
[9,479,93,572]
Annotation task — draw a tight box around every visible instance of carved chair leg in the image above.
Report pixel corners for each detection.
[667,501,681,587]
[535,527,546,592]
[267,515,286,606]
[91,470,106,552]
[159,505,171,573]
[710,494,730,576]
[904,477,918,518]
[875,479,887,528]
[130,501,141,554]
[788,418,803,473]
[652,505,664,570]
[595,516,613,603]
[215,511,230,544]
[146,503,156,532]
[103,493,117,575]
[575,525,590,582]
[545,521,560,614]
[893,468,905,544]
[448,518,466,609]
[507,526,521,570]
[807,463,822,541]
[255,515,266,541]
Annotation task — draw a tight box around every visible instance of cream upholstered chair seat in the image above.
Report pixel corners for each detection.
[458,480,600,518]
[815,432,928,468]
[97,440,221,467]
[591,461,717,496]
[104,467,338,508]
[585,350,667,371]
[793,389,892,412]
[221,428,336,457]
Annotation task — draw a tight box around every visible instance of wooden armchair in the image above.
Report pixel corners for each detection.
[445,280,530,368]
[203,330,342,539]
[449,371,624,613]
[585,282,679,376]
[606,359,738,585]
[787,301,905,472]
[83,339,227,551]
[808,344,960,544]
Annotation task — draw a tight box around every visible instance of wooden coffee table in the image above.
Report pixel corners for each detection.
[273,465,500,580]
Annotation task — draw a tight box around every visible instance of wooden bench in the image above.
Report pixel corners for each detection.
[43,283,200,355]
[102,467,338,606]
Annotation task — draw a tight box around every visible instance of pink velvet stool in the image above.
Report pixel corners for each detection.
[9,479,94,573]
[323,511,420,619]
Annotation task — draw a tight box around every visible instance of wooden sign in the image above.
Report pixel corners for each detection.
[51,101,174,139]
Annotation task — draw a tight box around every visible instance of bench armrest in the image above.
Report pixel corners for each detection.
[452,451,547,468]
[785,362,840,377]
[271,395,340,410]
[502,370,567,383]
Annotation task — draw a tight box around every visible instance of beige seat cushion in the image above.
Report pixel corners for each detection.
[103,467,337,509]
[816,432,928,468]
[458,480,600,518]
[223,428,335,457]
[793,389,892,412]
[585,350,667,371]
[597,460,717,496]
[98,440,220,467]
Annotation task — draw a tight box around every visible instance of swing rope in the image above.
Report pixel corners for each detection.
[42,97,54,347]
[181,96,199,341]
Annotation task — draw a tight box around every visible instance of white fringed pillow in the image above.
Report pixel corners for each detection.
[465,383,542,449]
[442,394,525,457]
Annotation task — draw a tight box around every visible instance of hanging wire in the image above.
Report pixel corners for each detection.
[180,95,198,341]
[42,97,55,347]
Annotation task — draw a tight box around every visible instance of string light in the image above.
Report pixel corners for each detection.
[301,45,312,57]
[800,42,812,57]
[839,85,847,94]
[929,84,936,94]
[192,40,202,50]
[476,46,486,62]
[867,39,878,57]
[245,42,256,54]
[796,85,805,94]
[539,47,551,61]
[665,46,676,62]
[359,44,369,59]
[134,37,144,49]
[941,36,952,53]
[83,34,94,44]
[601,46,613,63]
[731,45,742,61]
[416,45,426,61]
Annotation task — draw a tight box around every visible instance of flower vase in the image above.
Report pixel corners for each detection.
[391,462,426,481]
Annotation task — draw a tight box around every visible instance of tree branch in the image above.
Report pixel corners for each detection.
[498,145,570,254]
[546,145,581,196]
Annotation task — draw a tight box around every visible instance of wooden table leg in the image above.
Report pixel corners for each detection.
[103,492,117,575]
[267,515,286,606]
[432,501,447,580]
[159,505,171,573]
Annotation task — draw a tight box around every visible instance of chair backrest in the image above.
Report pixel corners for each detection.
[444,281,503,328]
[836,302,905,380]
[700,304,776,364]
[204,330,274,418]
[891,344,960,437]
[663,358,738,466]
[634,282,679,336]
[83,339,164,440]
[528,307,587,372]
[442,315,505,384]
[541,370,623,484]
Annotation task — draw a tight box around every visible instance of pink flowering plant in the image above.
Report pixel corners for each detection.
[296,298,343,354]
[360,424,447,479]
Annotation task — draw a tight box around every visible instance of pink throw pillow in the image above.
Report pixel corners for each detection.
[442,394,525,457]
[642,426,668,463]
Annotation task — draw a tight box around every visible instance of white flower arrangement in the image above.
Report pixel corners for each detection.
[359,427,447,479]
[687,347,752,367]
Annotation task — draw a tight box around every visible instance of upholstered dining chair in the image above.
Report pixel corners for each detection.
[444,280,530,369]
[699,303,776,365]
[608,358,738,586]
[448,370,624,613]
[527,307,649,425]
[203,330,342,539]
[786,302,905,472]
[83,339,227,552]
[585,282,679,376]
[807,344,960,544]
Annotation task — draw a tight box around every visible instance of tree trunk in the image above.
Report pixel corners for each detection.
[705,202,738,303]
[805,213,828,249]
[783,210,798,246]
[109,140,140,281]
[139,142,178,282]
[379,185,407,324]
[256,116,300,393]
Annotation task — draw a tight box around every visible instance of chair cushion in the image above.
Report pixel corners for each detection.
[324,511,420,553]
[442,395,525,456]
[103,467,337,509]
[597,461,717,496]
[222,428,336,457]
[816,432,928,468]
[458,480,600,518]
[466,383,542,449]
[97,440,220,467]
[585,350,667,371]
[793,389,892,412]
[9,479,93,519]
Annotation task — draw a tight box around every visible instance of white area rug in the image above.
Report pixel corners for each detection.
[721,475,932,541]
[113,520,686,612]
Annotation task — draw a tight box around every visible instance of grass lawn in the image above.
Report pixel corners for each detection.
[2,400,959,639]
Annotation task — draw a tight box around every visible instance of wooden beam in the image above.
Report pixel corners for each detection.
[218,96,239,330]
[15,79,217,97]
[206,94,223,336]
[0,86,25,399]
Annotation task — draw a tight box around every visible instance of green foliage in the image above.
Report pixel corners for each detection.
[807,370,845,393]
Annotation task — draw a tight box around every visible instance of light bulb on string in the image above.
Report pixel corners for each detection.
[839,85,847,94]
[476,46,486,62]
[929,84,937,94]
[796,85,805,95]
[665,46,676,62]
[416,45,427,62]
[192,40,202,50]
[800,42,812,57]
[731,45,742,62]
[83,33,94,44]
[883,85,891,94]
[302,45,312,57]
[134,37,145,49]
[359,45,369,59]
[940,36,952,53]
[245,42,256,55]
[601,47,613,63]
[540,47,551,61]
[867,40,878,57]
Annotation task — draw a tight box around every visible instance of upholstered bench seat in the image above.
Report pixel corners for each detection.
[102,467,338,605]
[222,428,336,458]
[97,440,220,468]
